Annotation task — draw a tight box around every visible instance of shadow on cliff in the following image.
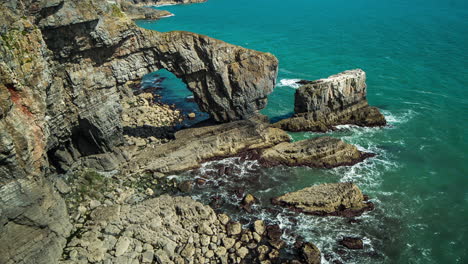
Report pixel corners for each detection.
[123,125,177,140]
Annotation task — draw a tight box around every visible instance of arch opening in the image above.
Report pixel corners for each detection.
[139,69,210,127]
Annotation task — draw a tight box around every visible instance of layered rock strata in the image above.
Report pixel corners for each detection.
[273,69,386,132]
[120,1,174,20]
[259,136,373,168]
[272,183,374,217]
[0,0,278,262]
[126,115,290,174]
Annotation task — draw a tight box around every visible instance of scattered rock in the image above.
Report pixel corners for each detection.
[218,214,230,225]
[89,200,101,210]
[55,178,71,194]
[241,193,257,212]
[62,195,274,263]
[228,222,242,236]
[266,224,282,241]
[188,112,196,119]
[145,188,154,196]
[115,237,131,256]
[301,242,321,264]
[178,180,194,193]
[242,193,256,205]
[253,220,266,236]
[237,247,249,258]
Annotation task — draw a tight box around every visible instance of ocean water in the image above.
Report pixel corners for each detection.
[136,0,468,263]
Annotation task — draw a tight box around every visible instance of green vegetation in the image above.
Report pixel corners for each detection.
[110,4,125,18]
[74,169,111,201]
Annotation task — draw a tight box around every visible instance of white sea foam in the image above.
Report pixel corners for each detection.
[381,109,417,125]
[153,3,177,7]
[277,78,302,89]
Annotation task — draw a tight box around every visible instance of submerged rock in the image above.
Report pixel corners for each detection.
[259,136,373,168]
[273,69,386,132]
[272,183,374,217]
[339,237,364,250]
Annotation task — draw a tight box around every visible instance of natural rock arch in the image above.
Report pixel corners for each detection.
[111,30,279,122]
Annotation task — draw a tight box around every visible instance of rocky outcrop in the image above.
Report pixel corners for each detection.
[120,1,174,20]
[272,183,374,217]
[259,136,373,168]
[127,0,207,7]
[273,69,386,132]
[126,114,290,174]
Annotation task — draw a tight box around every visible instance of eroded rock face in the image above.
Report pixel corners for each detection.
[127,115,290,174]
[259,136,372,168]
[273,69,386,132]
[0,0,278,262]
[0,179,72,264]
[140,30,279,122]
[272,183,374,217]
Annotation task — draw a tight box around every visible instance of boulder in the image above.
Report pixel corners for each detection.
[339,237,364,249]
[273,69,386,132]
[272,183,374,217]
[259,136,373,168]
[301,242,321,264]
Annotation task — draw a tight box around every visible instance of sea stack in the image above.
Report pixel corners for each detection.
[273,69,386,132]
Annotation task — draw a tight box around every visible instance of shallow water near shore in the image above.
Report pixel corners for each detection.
[136,0,468,262]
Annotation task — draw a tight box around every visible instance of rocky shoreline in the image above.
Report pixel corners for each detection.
[0,0,386,263]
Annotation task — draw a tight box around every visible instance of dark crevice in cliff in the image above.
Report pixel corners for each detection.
[40,20,100,59]
[71,118,109,156]
[34,1,64,23]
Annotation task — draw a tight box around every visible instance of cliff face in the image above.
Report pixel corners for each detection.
[0,1,278,262]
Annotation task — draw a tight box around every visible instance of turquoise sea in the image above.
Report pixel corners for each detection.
[136,0,468,263]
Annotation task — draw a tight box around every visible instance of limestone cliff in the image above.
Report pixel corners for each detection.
[0,0,278,262]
